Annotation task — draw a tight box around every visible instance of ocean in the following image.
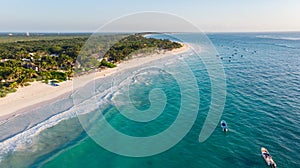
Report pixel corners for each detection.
[0,32,299,168]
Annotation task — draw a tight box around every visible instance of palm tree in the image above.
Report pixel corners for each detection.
[9,82,18,89]
[18,75,28,87]
[7,67,23,81]
[42,61,48,70]
[25,68,38,80]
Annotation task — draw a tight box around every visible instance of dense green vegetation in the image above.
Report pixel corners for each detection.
[0,33,182,97]
[0,33,90,43]
[0,36,85,97]
[100,59,117,68]
[103,34,182,62]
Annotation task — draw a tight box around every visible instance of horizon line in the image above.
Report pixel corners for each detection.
[1,30,300,34]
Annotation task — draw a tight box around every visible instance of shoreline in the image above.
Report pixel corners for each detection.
[0,43,190,121]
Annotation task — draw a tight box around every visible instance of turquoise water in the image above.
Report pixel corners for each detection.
[0,33,300,167]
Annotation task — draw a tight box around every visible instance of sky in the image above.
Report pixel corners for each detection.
[1,0,300,32]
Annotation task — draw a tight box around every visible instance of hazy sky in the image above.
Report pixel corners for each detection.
[1,0,300,32]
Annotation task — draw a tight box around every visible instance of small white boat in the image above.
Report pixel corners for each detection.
[220,120,228,132]
[261,147,277,168]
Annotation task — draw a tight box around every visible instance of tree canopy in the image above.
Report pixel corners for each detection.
[0,33,182,97]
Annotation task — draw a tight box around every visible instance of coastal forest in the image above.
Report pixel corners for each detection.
[0,33,182,97]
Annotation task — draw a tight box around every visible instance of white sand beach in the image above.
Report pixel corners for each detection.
[0,44,190,119]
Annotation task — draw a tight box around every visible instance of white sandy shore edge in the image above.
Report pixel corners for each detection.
[0,43,190,119]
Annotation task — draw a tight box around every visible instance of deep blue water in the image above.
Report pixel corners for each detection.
[0,32,299,168]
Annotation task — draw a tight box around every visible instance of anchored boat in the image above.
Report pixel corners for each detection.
[261,147,277,168]
[220,120,228,132]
